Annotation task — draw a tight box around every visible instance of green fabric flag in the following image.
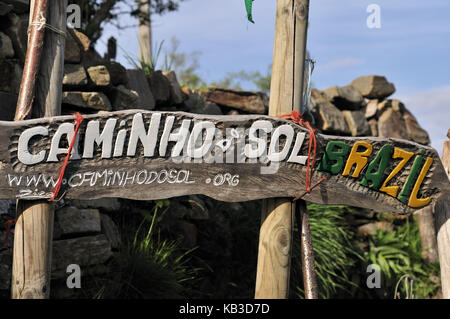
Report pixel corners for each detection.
[245,0,255,23]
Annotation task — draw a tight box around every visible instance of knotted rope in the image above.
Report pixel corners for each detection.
[279,110,326,202]
[28,11,67,37]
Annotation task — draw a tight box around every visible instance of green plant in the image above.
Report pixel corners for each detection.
[364,217,440,299]
[291,204,363,299]
[122,40,166,75]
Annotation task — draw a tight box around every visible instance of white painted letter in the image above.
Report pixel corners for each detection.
[127,113,161,157]
[268,125,294,162]
[367,4,381,29]
[18,126,48,165]
[47,123,81,162]
[83,119,117,158]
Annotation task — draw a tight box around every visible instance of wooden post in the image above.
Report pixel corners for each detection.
[11,0,67,299]
[414,206,439,262]
[436,131,450,298]
[255,0,310,299]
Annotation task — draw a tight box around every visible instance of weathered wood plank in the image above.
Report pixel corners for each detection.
[0,110,447,214]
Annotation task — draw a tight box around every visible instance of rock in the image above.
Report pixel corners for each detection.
[62,91,112,111]
[183,89,205,110]
[65,29,82,63]
[377,99,392,113]
[201,88,268,114]
[324,85,364,110]
[403,109,430,145]
[100,214,120,250]
[2,0,28,14]
[365,99,378,119]
[0,91,17,121]
[174,221,197,250]
[63,64,88,87]
[56,206,101,236]
[191,101,223,115]
[0,31,14,59]
[357,221,394,237]
[310,89,328,105]
[109,85,139,110]
[0,2,13,16]
[391,99,405,112]
[447,129,450,139]
[0,200,14,215]
[87,65,111,87]
[68,198,121,212]
[163,70,185,105]
[72,29,91,52]
[147,70,171,105]
[126,69,155,110]
[81,49,104,69]
[106,62,128,86]
[342,110,372,136]
[377,108,408,140]
[368,118,378,136]
[0,230,13,253]
[0,59,22,94]
[52,235,112,279]
[0,251,12,290]
[351,75,396,99]
[311,102,351,135]
[4,13,28,63]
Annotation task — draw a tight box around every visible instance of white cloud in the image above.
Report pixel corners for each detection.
[397,86,450,155]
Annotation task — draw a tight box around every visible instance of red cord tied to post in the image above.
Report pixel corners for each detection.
[278,110,326,202]
[49,112,84,202]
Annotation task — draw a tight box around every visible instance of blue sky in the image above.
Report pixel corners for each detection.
[96,0,450,153]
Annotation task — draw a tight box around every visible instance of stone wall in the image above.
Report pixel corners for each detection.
[0,2,433,298]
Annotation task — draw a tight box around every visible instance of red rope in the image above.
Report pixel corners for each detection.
[49,113,84,202]
[4,219,15,253]
[278,110,326,201]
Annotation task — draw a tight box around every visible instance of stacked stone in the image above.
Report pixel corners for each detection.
[310,75,430,145]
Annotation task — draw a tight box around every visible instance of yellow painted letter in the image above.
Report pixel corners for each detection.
[342,141,373,178]
[379,147,414,197]
[408,157,433,208]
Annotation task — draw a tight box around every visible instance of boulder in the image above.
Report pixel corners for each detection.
[368,118,378,136]
[163,70,185,105]
[311,101,351,135]
[0,91,17,121]
[310,89,328,105]
[0,59,22,94]
[201,88,268,114]
[147,70,171,105]
[52,235,112,279]
[109,85,139,110]
[106,62,128,86]
[342,110,371,136]
[126,69,155,110]
[0,251,12,290]
[365,99,378,119]
[324,85,364,110]
[100,214,120,250]
[351,75,396,99]
[65,29,82,63]
[63,64,88,87]
[56,206,101,236]
[377,108,409,140]
[68,198,121,212]
[87,65,111,87]
[0,31,14,59]
[62,91,112,111]
[191,101,223,115]
[4,13,28,63]
[403,109,430,145]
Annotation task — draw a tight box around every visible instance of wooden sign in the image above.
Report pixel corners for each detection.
[0,110,448,214]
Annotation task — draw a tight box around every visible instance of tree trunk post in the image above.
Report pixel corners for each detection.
[138,0,152,66]
[11,0,67,299]
[436,132,450,298]
[255,0,310,299]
